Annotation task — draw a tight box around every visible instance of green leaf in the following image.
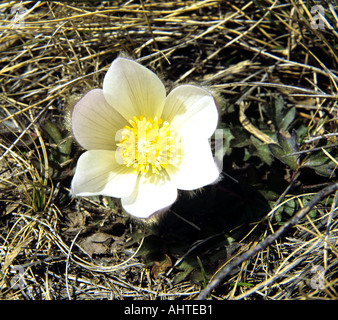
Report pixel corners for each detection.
[301,149,338,177]
[43,120,71,163]
[263,95,296,131]
[222,127,235,156]
[229,282,254,287]
[197,256,208,289]
[274,95,284,126]
[269,130,299,170]
[250,136,273,165]
[32,182,45,212]
[173,259,198,284]
[280,107,296,131]
[230,127,251,148]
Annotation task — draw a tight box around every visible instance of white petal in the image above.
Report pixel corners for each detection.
[72,89,128,150]
[103,58,166,121]
[121,173,177,218]
[162,85,218,138]
[166,137,220,190]
[71,150,137,198]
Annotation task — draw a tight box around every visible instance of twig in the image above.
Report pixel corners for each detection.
[65,229,82,300]
[196,180,338,300]
[170,210,201,231]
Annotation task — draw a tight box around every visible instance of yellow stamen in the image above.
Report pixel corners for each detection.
[117,116,179,175]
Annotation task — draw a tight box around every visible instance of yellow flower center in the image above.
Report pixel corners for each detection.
[117,116,178,175]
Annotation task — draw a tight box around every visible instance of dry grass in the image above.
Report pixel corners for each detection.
[0,0,338,300]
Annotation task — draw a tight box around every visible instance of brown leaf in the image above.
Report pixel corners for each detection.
[79,232,113,257]
[64,210,89,234]
[151,254,172,279]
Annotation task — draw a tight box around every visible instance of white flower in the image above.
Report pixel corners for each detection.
[71,57,220,218]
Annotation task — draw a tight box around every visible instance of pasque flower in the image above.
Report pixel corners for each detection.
[71,57,220,218]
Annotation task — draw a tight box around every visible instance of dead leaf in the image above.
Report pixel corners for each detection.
[79,232,113,258]
[64,210,89,234]
[151,254,172,279]
[239,101,276,145]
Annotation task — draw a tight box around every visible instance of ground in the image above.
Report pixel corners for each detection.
[0,0,338,300]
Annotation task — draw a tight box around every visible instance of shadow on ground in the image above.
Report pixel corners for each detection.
[135,172,271,285]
